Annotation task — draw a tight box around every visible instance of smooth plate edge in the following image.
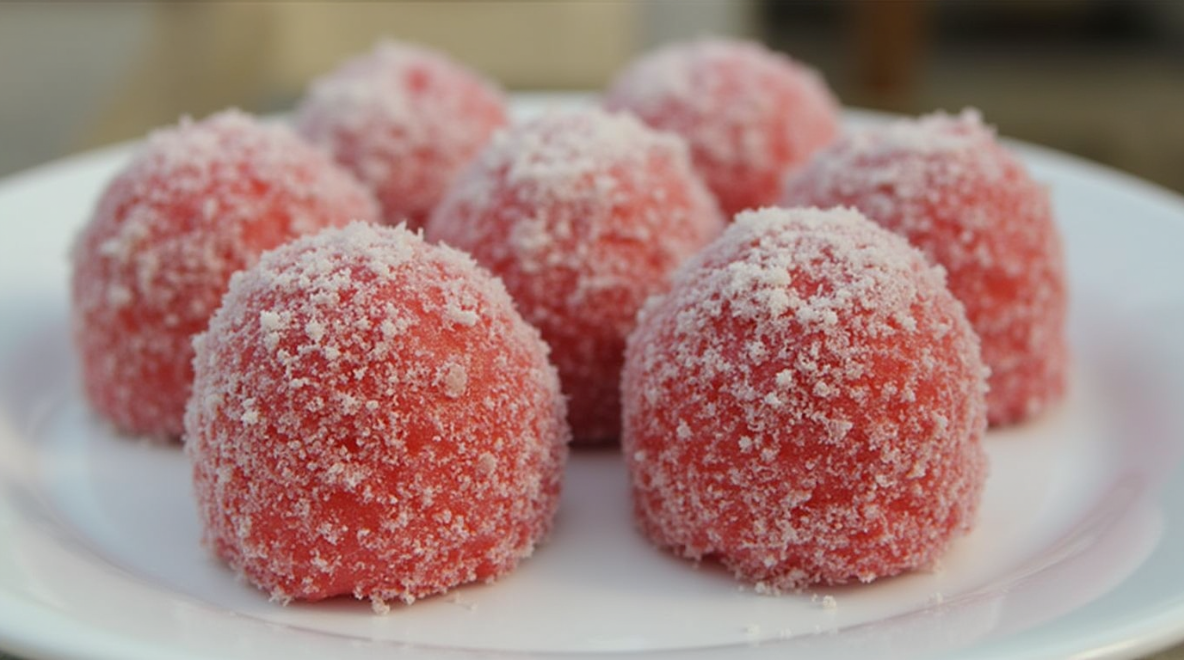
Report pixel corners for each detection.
[2,99,1184,659]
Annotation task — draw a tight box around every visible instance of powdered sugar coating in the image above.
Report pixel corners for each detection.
[427,109,725,442]
[621,207,988,590]
[185,222,569,607]
[296,40,508,229]
[71,110,380,439]
[783,109,1068,425]
[604,38,839,217]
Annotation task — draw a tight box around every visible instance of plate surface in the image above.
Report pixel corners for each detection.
[2,96,1184,660]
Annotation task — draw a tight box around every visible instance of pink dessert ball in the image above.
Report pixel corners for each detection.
[296,41,509,229]
[622,207,988,590]
[427,109,725,442]
[71,110,380,439]
[186,222,569,608]
[783,109,1068,425]
[604,38,839,218]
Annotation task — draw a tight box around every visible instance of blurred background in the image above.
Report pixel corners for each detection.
[2,0,1183,196]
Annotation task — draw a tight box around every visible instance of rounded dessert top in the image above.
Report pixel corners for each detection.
[782,109,1066,425]
[75,107,379,334]
[294,40,508,225]
[604,37,838,180]
[430,108,722,336]
[194,221,561,417]
[102,109,376,234]
[460,108,691,199]
[297,39,506,145]
[782,109,1046,277]
[631,205,987,449]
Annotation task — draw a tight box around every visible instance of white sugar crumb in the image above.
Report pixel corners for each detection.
[370,597,391,615]
[446,594,478,611]
[445,304,480,327]
[184,221,570,606]
[440,362,468,398]
[304,319,325,342]
[775,369,795,388]
[620,206,988,593]
[260,311,284,331]
[821,595,837,610]
[476,452,498,475]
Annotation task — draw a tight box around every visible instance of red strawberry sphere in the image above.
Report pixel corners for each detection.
[295,40,508,229]
[427,109,725,442]
[604,38,839,218]
[783,110,1068,425]
[185,222,569,608]
[621,207,988,591]
[71,110,379,439]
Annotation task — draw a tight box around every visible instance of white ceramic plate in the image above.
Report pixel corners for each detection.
[2,96,1184,660]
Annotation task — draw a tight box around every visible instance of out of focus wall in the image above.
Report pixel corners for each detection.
[0,1,754,177]
[0,3,150,176]
[81,2,639,145]
[2,1,1182,196]
[761,0,1184,195]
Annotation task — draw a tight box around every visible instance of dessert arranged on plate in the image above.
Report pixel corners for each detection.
[427,108,724,442]
[186,222,567,609]
[71,110,379,439]
[621,206,989,592]
[68,37,1068,609]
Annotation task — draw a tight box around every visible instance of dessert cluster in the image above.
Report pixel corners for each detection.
[70,38,1067,607]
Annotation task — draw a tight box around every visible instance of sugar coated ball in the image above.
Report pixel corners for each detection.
[604,38,839,218]
[296,40,508,229]
[621,207,988,590]
[185,222,569,607]
[71,110,379,439]
[427,109,725,442]
[783,109,1068,425]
